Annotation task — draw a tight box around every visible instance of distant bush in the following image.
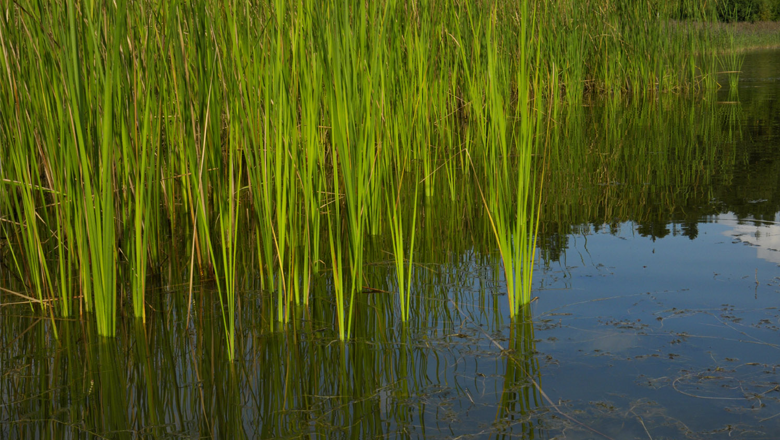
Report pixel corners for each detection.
[716,0,780,21]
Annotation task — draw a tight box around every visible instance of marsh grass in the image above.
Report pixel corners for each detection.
[720,29,746,91]
[386,168,419,322]
[0,0,728,342]
[128,62,161,324]
[2,78,757,434]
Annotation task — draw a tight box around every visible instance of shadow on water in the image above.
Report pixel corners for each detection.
[3,49,780,439]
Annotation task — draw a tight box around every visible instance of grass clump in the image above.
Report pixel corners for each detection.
[0,0,728,343]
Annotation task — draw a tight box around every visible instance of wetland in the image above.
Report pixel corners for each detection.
[2,2,780,439]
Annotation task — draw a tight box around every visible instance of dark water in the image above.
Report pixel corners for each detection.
[2,50,780,439]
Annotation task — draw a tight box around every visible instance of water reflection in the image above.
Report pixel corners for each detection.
[1,294,543,438]
[720,214,780,264]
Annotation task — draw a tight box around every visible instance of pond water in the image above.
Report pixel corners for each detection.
[2,49,780,439]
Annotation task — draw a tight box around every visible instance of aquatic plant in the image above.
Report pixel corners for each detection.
[463,3,543,315]
[0,0,727,341]
[386,167,419,323]
[62,0,127,336]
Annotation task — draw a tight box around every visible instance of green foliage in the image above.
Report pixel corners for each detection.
[717,0,780,21]
[0,0,726,342]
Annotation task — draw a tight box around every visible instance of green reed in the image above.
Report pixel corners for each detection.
[385,167,419,323]
[2,68,761,437]
[469,4,543,315]
[128,60,161,324]
[62,0,127,336]
[535,0,720,96]
[214,141,242,360]
[720,27,746,92]
[0,0,730,343]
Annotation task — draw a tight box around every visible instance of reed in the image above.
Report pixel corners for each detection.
[720,25,746,91]
[62,0,127,336]
[385,167,419,323]
[0,0,731,341]
[476,3,544,315]
[214,140,242,361]
[128,61,161,323]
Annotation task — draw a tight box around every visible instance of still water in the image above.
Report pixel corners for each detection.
[2,49,780,439]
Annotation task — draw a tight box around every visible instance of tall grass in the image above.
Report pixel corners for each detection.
[0,0,727,341]
[127,57,161,324]
[386,167,419,322]
[718,23,746,91]
[470,4,544,315]
[64,0,126,336]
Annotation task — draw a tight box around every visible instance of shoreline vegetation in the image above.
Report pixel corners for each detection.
[714,20,780,51]
[0,0,775,354]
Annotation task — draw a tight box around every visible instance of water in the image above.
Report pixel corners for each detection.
[2,50,780,439]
